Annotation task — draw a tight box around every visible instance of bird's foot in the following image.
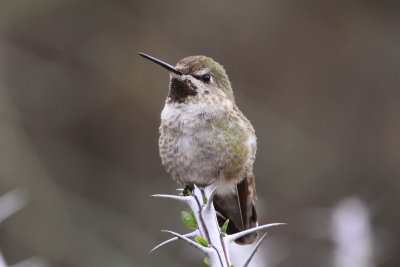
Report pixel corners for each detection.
[183,184,194,196]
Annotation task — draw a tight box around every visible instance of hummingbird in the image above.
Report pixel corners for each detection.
[139,52,258,244]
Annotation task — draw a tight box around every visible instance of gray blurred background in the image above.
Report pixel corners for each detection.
[0,0,399,266]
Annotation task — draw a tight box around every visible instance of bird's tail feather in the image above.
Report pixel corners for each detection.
[214,176,258,244]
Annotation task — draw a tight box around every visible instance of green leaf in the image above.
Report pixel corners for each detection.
[203,195,208,204]
[181,211,198,229]
[221,219,230,234]
[203,258,210,266]
[195,236,209,247]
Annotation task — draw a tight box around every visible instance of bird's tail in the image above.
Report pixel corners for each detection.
[214,175,258,244]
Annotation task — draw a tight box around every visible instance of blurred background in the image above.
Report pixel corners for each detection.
[0,0,399,266]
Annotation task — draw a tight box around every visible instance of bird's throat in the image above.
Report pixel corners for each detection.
[168,78,197,103]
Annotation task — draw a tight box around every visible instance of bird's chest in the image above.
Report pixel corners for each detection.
[158,103,231,183]
[159,103,221,159]
[158,102,251,185]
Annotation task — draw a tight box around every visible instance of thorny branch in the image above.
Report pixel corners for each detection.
[151,184,285,267]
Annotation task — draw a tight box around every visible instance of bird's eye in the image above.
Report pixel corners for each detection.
[201,74,211,83]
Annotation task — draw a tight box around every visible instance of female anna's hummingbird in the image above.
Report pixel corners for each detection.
[139,53,258,244]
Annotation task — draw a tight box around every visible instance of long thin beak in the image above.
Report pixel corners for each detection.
[138,52,183,75]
